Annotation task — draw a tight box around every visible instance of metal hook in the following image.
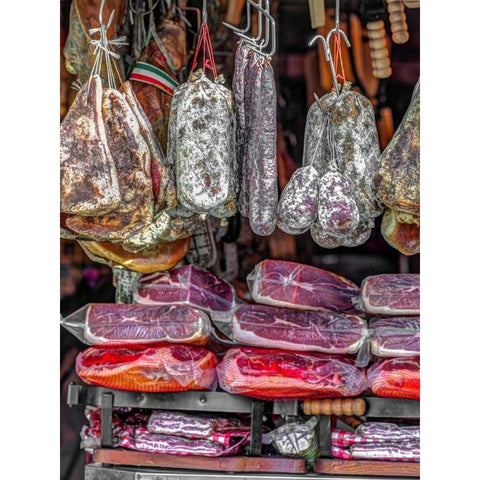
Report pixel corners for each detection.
[224,0,265,48]
[309,34,340,95]
[202,0,207,24]
[222,0,252,36]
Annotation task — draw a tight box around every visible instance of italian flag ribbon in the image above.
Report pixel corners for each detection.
[129,62,179,95]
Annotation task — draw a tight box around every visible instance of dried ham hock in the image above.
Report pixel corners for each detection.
[60,75,121,216]
[217,347,368,400]
[76,343,219,392]
[247,260,362,315]
[356,273,420,315]
[232,304,367,354]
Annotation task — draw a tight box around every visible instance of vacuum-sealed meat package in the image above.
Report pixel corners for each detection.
[217,347,368,400]
[232,304,367,354]
[247,259,361,315]
[370,317,420,357]
[133,264,237,312]
[61,303,211,346]
[356,274,420,315]
[367,356,420,400]
[76,343,218,392]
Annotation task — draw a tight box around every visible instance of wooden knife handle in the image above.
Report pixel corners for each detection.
[367,20,392,79]
[386,0,409,44]
[303,398,366,416]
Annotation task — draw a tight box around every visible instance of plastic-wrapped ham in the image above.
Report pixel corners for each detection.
[231,304,367,354]
[356,274,420,315]
[370,317,420,357]
[75,344,218,392]
[217,347,368,400]
[350,441,420,462]
[367,357,420,400]
[119,428,246,456]
[61,303,211,346]
[247,260,362,315]
[355,423,420,443]
[147,411,250,441]
[133,264,236,312]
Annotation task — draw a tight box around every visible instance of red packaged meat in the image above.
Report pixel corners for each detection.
[75,344,218,392]
[61,303,212,346]
[367,357,420,400]
[147,411,250,441]
[133,264,236,312]
[217,347,368,400]
[370,317,420,357]
[231,304,368,354]
[247,260,362,315]
[356,274,420,315]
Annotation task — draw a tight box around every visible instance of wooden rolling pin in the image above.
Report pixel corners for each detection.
[386,0,409,44]
[366,20,392,79]
[303,398,366,416]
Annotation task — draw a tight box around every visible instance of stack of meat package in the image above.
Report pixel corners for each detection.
[356,273,420,401]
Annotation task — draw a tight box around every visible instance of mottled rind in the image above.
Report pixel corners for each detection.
[249,63,278,236]
[381,208,420,256]
[60,76,121,216]
[317,171,359,235]
[375,82,420,215]
[120,81,177,212]
[67,88,154,241]
[277,166,320,234]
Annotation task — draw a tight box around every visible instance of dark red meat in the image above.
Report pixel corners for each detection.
[133,264,236,312]
[247,260,362,315]
[232,304,367,354]
[369,317,420,357]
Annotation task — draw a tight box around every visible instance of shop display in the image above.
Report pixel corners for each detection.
[75,343,219,392]
[61,303,212,346]
[357,273,420,315]
[217,347,368,400]
[60,0,421,476]
[247,260,361,315]
[370,317,420,357]
[231,304,367,354]
[367,356,420,400]
[133,264,237,312]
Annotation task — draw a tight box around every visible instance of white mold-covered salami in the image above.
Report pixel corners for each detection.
[277,166,320,234]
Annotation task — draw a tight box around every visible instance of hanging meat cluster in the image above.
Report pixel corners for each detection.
[375,82,420,255]
[278,83,383,248]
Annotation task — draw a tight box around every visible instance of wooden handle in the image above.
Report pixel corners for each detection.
[367,20,392,79]
[386,0,409,44]
[225,0,247,26]
[303,398,366,416]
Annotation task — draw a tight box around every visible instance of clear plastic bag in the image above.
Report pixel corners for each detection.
[133,264,237,312]
[217,347,368,400]
[231,303,368,354]
[355,422,420,443]
[75,343,219,392]
[61,303,212,346]
[247,260,362,315]
[370,317,420,357]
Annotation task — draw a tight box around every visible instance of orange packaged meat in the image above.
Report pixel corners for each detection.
[76,344,218,392]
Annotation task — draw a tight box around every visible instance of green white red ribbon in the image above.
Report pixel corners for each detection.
[129,61,179,95]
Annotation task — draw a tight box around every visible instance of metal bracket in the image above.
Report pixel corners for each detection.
[247,400,264,456]
[100,392,114,448]
[317,415,332,458]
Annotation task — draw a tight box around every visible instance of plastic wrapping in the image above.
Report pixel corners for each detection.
[263,416,319,463]
[247,260,362,315]
[350,441,420,461]
[119,428,247,456]
[61,303,212,346]
[231,303,368,354]
[367,357,420,400]
[147,411,250,441]
[355,423,420,443]
[217,347,368,400]
[356,274,420,315]
[75,343,219,392]
[370,317,420,357]
[133,264,237,312]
